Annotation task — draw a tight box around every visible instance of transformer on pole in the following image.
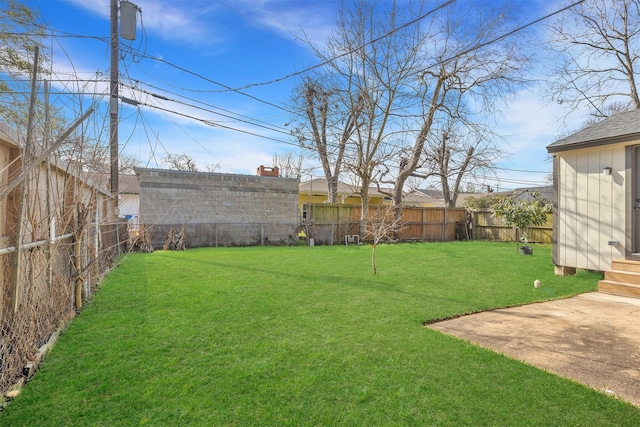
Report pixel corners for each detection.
[120,1,138,40]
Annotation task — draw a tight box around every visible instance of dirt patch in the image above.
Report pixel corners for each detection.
[428,292,640,407]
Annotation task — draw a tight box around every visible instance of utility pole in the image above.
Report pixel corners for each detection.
[109,0,138,212]
[110,0,119,210]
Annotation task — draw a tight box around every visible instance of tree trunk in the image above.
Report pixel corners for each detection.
[371,245,377,275]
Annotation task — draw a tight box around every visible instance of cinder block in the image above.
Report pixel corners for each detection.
[554,265,577,276]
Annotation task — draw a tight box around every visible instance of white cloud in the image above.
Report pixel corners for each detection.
[64,0,223,45]
[219,0,335,47]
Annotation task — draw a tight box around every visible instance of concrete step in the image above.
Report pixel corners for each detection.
[598,280,640,299]
[611,259,640,273]
[604,269,640,285]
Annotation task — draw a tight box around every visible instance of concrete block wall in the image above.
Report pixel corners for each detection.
[135,168,299,247]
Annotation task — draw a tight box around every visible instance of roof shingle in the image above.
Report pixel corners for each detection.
[547,109,640,153]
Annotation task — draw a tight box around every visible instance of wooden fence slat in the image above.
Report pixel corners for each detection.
[306,205,552,245]
[307,204,468,244]
[470,210,553,244]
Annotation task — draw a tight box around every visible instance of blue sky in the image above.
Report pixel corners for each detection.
[24,0,588,191]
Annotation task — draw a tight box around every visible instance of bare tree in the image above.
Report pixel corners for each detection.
[205,163,220,173]
[58,134,140,174]
[272,151,311,180]
[163,152,198,171]
[0,0,51,149]
[290,78,359,201]
[546,0,640,119]
[365,204,406,275]
[0,0,46,92]
[300,1,527,231]
[305,1,423,234]
[415,121,501,207]
[382,2,528,216]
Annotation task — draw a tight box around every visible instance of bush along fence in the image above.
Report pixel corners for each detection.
[470,209,553,244]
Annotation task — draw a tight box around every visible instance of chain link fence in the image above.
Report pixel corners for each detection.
[143,222,300,248]
[0,216,125,396]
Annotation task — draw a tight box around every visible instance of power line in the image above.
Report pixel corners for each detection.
[118,45,296,115]
[8,2,582,180]
[125,80,289,131]
[131,99,302,148]
[119,81,292,136]
[230,0,458,91]
[226,0,584,92]
[494,166,550,174]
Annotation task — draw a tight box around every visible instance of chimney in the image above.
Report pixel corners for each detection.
[257,165,279,177]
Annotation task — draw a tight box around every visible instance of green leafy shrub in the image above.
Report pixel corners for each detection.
[491,193,551,248]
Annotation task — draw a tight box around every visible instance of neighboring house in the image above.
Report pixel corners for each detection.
[117,174,140,234]
[509,186,553,204]
[0,123,117,394]
[298,178,393,219]
[414,189,488,207]
[547,109,640,275]
[298,178,483,213]
[88,173,140,235]
[0,124,114,246]
[401,189,444,207]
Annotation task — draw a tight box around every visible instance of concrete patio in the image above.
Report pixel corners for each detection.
[428,292,640,407]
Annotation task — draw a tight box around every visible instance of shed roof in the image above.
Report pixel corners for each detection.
[88,173,140,194]
[547,109,640,153]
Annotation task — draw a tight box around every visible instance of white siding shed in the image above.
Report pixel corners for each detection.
[547,110,640,273]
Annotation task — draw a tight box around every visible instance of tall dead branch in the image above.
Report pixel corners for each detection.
[546,0,640,119]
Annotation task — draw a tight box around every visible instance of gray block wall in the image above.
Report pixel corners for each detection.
[135,168,299,247]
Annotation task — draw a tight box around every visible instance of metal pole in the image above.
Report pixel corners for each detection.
[110,0,119,210]
[110,0,121,257]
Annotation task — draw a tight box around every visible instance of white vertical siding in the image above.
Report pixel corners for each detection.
[586,151,600,268]
[560,152,578,268]
[610,147,626,262]
[599,148,615,270]
[575,153,589,267]
[556,144,628,271]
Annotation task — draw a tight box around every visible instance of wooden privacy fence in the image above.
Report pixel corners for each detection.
[471,209,553,244]
[305,204,468,245]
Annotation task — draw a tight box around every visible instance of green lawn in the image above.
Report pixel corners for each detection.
[3,241,639,426]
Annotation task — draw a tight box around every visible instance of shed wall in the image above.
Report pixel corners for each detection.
[555,144,628,271]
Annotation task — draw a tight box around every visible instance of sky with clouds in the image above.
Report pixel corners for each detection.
[22,0,592,192]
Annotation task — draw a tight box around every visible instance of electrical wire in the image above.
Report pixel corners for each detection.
[6,1,571,187]
[130,99,301,148]
[119,81,292,136]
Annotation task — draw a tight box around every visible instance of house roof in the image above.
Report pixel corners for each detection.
[460,186,553,205]
[0,122,113,197]
[300,178,495,207]
[510,186,553,203]
[402,189,443,206]
[414,189,487,207]
[547,109,640,153]
[299,177,391,198]
[0,122,20,148]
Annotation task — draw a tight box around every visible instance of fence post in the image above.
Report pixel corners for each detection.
[442,208,447,241]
